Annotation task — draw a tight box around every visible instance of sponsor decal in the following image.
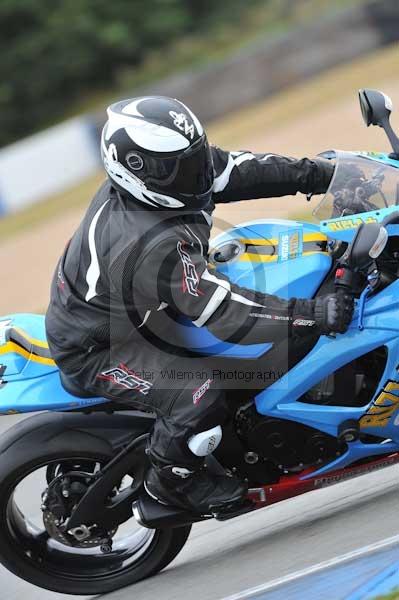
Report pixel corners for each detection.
[293,318,316,327]
[327,216,378,232]
[0,365,7,389]
[177,241,201,297]
[69,398,108,408]
[359,151,386,160]
[98,363,153,396]
[360,380,399,429]
[207,435,217,453]
[126,152,144,171]
[169,111,195,140]
[279,229,302,262]
[57,262,65,291]
[249,312,289,321]
[0,320,12,345]
[314,457,397,488]
[193,378,213,405]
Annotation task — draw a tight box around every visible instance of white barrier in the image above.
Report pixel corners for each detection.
[0,117,101,215]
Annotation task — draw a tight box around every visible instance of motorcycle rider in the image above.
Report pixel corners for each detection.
[46,96,354,514]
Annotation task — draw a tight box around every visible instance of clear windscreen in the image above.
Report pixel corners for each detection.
[313,151,399,222]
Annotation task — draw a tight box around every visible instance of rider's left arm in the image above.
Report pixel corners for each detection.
[211,146,334,204]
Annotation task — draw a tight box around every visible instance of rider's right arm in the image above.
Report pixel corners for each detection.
[211,146,334,204]
[132,236,318,344]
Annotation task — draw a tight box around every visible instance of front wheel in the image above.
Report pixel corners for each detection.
[0,436,191,595]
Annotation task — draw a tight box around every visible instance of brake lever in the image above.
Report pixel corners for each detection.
[356,270,379,331]
[357,286,371,331]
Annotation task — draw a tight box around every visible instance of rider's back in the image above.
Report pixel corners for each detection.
[45,180,180,366]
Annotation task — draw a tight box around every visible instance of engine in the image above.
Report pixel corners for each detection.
[235,404,346,473]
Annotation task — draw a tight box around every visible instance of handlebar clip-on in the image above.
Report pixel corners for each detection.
[333,221,389,329]
[335,221,388,292]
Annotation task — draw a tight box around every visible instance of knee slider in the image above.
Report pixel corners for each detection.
[188,425,222,457]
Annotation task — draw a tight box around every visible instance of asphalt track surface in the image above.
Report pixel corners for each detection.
[1,414,399,600]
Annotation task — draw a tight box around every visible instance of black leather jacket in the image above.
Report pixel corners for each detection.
[46,146,333,361]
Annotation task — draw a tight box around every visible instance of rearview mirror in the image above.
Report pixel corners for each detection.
[359,89,399,158]
[345,222,388,270]
[359,89,392,127]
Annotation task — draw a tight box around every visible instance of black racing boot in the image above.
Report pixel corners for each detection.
[145,458,248,514]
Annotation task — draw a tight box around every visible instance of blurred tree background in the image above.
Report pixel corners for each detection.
[0,0,367,147]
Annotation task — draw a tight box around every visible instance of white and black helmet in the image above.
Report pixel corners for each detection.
[101,96,214,210]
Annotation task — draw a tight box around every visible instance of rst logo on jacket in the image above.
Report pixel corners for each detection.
[193,378,213,405]
[98,363,153,395]
[177,241,201,297]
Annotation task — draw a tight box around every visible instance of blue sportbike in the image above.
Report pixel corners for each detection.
[1,89,399,595]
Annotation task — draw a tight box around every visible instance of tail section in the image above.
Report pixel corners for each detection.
[0,313,105,415]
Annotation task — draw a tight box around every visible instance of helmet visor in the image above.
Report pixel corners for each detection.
[140,138,214,196]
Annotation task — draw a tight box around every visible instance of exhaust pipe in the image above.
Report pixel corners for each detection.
[132,495,209,529]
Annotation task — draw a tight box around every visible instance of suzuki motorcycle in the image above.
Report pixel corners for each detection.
[1,88,399,595]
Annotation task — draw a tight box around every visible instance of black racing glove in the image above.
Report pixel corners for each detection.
[314,293,354,335]
[292,293,354,337]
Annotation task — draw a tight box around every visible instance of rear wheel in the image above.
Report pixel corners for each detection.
[0,441,191,595]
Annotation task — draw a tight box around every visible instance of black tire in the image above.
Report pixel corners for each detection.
[0,431,191,595]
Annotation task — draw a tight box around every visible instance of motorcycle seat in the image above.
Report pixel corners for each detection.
[59,371,98,399]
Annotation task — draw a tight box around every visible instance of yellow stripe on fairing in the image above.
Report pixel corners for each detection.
[303,233,328,242]
[13,327,49,348]
[0,341,55,366]
[238,254,278,263]
[238,251,326,263]
[239,233,327,247]
[239,238,278,246]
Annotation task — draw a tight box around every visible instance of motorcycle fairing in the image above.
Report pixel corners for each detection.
[0,370,107,415]
[0,313,55,377]
[320,205,399,243]
[318,152,399,242]
[255,277,399,478]
[0,313,106,414]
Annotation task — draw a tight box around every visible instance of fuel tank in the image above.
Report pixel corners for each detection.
[209,219,331,297]
[182,219,332,358]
